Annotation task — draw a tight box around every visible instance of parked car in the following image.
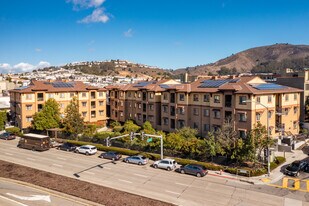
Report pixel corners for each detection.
[153,159,177,171]
[123,155,148,165]
[75,145,97,155]
[284,160,308,177]
[58,142,76,152]
[50,139,62,148]
[99,151,122,161]
[0,132,16,140]
[179,164,208,177]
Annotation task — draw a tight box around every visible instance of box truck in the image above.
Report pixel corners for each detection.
[18,133,50,151]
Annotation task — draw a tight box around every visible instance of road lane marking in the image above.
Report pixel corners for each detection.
[56,157,66,160]
[134,173,148,178]
[52,164,63,167]
[165,190,180,195]
[84,171,95,175]
[118,179,132,184]
[26,158,36,161]
[0,194,28,206]
[175,182,189,187]
[6,193,51,202]
[4,153,13,156]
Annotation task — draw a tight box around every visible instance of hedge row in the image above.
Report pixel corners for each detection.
[66,140,286,177]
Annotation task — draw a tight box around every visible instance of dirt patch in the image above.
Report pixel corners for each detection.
[0,160,174,206]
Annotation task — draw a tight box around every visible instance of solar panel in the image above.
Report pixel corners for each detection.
[52,82,75,88]
[133,81,156,87]
[15,86,29,90]
[199,79,230,88]
[251,83,287,90]
[160,84,170,89]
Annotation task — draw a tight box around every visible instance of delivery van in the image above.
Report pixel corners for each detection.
[18,133,50,151]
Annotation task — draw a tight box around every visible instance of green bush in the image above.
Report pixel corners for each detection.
[174,158,224,171]
[275,156,286,165]
[6,127,22,136]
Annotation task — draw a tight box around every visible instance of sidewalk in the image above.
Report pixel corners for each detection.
[205,149,309,185]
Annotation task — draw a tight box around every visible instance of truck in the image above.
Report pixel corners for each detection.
[18,133,50,151]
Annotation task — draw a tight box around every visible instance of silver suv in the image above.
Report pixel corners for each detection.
[75,145,97,155]
[153,159,177,171]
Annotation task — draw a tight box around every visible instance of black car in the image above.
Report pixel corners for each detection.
[57,142,76,152]
[179,164,208,177]
[284,160,308,177]
[0,132,16,140]
[99,151,122,161]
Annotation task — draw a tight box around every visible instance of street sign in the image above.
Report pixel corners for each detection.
[147,138,152,143]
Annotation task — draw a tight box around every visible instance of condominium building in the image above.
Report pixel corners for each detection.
[9,80,107,130]
[108,76,301,138]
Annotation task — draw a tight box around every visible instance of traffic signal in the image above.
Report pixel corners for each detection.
[141,132,145,140]
[130,132,134,141]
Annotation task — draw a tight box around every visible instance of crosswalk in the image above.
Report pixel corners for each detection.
[269,177,309,192]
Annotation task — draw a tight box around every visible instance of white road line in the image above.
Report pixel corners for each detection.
[4,153,13,156]
[52,164,63,167]
[118,179,132,184]
[175,182,189,187]
[56,157,66,160]
[26,158,35,161]
[134,173,148,178]
[84,171,95,175]
[0,194,28,206]
[165,190,181,195]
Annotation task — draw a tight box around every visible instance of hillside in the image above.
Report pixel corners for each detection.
[41,60,172,79]
[174,44,309,75]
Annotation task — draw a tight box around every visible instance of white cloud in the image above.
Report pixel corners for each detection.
[78,8,109,24]
[67,0,105,9]
[35,48,42,52]
[124,28,133,38]
[0,61,51,73]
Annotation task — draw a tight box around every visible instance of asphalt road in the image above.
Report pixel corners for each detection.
[0,178,96,206]
[0,139,308,206]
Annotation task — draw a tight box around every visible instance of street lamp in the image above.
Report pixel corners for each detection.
[244,100,271,177]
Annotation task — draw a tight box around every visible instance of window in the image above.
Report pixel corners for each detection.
[293,121,298,129]
[204,124,210,132]
[285,94,289,101]
[213,109,221,119]
[138,92,141,98]
[193,122,198,129]
[48,93,54,98]
[163,93,168,100]
[163,105,168,113]
[203,94,210,102]
[60,93,65,98]
[99,92,104,97]
[128,92,131,98]
[137,114,142,121]
[204,109,209,117]
[268,111,272,118]
[120,92,123,97]
[99,101,104,106]
[82,112,87,117]
[256,113,261,121]
[268,95,272,103]
[120,112,123,117]
[149,104,154,111]
[26,94,33,100]
[120,101,124,106]
[37,93,44,101]
[26,116,33,122]
[284,108,289,115]
[213,125,221,133]
[70,93,74,98]
[214,95,220,103]
[149,93,154,99]
[82,102,87,107]
[193,108,199,116]
[99,110,104,116]
[294,107,298,114]
[178,107,185,115]
[294,93,297,101]
[26,105,32,111]
[138,103,141,109]
[82,92,87,98]
[239,130,246,139]
[239,96,247,105]
[179,94,185,101]
[256,96,261,103]
[148,115,154,122]
[163,118,169,125]
[91,111,96,118]
[239,113,246,122]
[193,94,199,102]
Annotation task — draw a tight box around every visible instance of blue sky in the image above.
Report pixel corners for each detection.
[1,0,309,73]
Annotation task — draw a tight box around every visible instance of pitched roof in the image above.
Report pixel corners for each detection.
[10,80,106,93]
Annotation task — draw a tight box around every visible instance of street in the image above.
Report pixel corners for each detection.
[0,139,308,206]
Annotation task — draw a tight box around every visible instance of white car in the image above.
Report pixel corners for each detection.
[75,145,97,155]
[153,158,177,171]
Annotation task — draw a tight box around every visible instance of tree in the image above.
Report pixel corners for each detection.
[215,120,238,157]
[205,132,217,161]
[142,121,155,134]
[62,97,84,135]
[0,111,7,130]
[123,120,140,133]
[32,98,61,131]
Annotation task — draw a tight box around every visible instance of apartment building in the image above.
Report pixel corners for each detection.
[108,76,301,138]
[9,80,107,130]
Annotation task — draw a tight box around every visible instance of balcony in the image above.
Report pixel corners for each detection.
[225,101,232,107]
